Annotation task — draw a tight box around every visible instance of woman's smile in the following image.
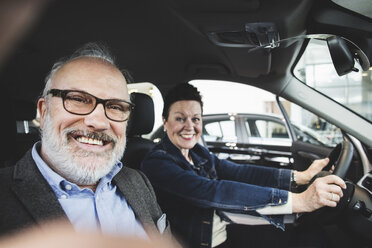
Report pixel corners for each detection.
[163,100,202,153]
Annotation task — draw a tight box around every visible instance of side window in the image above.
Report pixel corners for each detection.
[255,120,289,139]
[280,99,343,147]
[244,119,289,139]
[204,122,222,141]
[204,120,237,142]
[294,39,371,123]
[244,118,291,146]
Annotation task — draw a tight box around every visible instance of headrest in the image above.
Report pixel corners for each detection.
[127,92,155,136]
[13,99,37,121]
[1,93,17,162]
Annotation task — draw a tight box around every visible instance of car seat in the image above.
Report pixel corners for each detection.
[0,98,38,168]
[14,99,39,160]
[122,92,155,170]
[0,93,17,168]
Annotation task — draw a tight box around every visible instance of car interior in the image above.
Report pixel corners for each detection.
[124,92,156,170]
[0,0,371,247]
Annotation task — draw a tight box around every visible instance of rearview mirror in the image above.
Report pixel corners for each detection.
[326,36,370,76]
[207,26,370,76]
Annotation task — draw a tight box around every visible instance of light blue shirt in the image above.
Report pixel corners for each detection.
[32,142,148,238]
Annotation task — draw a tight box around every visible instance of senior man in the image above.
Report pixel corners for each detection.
[0,43,169,240]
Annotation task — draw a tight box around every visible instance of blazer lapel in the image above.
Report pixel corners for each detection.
[11,150,68,224]
[113,168,157,232]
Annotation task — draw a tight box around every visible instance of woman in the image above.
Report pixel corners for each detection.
[141,83,346,248]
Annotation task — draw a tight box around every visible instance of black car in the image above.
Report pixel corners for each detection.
[203,113,333,166]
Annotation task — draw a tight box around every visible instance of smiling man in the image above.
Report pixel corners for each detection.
[0,43,170,240]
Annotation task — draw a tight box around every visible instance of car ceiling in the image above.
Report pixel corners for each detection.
[0,0,371,111]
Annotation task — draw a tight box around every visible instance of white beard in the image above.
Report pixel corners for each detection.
[41,112,126,185]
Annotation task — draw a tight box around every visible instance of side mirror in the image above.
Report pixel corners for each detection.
[327,36,370,76]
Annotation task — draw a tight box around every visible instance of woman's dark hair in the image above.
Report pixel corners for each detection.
[162,83,203,120]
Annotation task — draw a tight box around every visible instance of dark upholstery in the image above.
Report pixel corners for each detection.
[14,100,40,161]
[123,92,156,170]
[13,100,37,121]
[0,94,17,168]
[1,98,38,168]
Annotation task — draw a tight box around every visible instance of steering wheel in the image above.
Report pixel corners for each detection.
[295,140,354,226]
[323,140,354,178]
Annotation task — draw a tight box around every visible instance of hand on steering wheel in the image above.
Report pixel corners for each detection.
[295,158,332,185]
[292,174,346,213]
[294,140,354,225]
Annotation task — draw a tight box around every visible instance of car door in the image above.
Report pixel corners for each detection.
[203,114,294,168]
[203,114,246,160]
[238,114,293,168]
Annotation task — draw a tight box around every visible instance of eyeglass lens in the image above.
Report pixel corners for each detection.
[63,91,131,121]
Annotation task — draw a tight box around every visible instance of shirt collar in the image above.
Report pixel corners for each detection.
[31,141,123,195]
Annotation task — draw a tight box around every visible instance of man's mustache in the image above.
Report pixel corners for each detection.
[65,129,117,145]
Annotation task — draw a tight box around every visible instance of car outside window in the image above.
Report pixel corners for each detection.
[281,99,343,147]
[204,120,237,142]
[254,120,289,139]
[204,122,222,141]
[244,118,291,146]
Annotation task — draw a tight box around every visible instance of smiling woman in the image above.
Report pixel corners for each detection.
[141,83,347,248]
[163,100,203,157]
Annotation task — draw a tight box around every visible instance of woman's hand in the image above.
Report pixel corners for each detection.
[295,158,334,185]
[292,175,346,213]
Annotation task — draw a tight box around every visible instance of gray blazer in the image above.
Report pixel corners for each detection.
[0,149,168,237]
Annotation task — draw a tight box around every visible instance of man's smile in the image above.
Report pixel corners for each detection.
[76,136,104,146]
[67,130,116,149]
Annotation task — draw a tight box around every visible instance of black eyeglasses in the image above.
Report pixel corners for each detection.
[47,89,135,122]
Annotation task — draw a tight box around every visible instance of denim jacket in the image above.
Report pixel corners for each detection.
[141,136,291,248]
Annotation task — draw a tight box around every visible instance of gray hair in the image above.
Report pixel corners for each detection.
[42,42,133,98]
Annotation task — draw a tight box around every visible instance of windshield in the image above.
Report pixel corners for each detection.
[293,39,372,123]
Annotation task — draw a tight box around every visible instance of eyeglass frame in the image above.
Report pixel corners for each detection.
[46,89,135,122]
